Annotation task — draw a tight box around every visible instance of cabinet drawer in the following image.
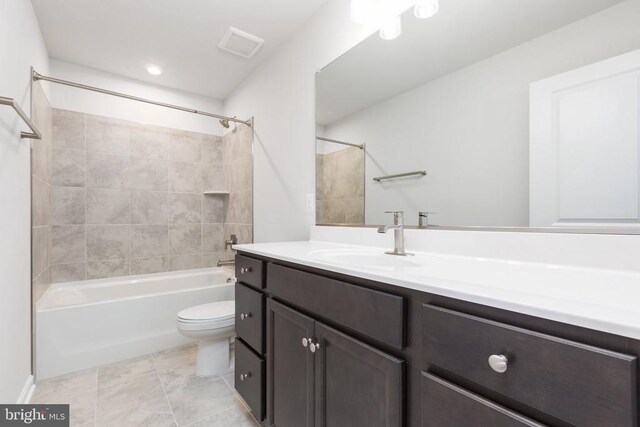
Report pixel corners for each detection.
[267,264,405,349]
[235,283,264,354]
[422,372,544,427]
[422,304,637,427]
[235,254,265,289]
[235,339,265,421]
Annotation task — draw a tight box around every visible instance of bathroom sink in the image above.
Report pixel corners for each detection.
[310,249,422,268]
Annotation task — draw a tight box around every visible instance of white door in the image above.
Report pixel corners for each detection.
[530,49,640,228]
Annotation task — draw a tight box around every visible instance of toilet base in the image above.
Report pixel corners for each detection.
[196,336,233,377]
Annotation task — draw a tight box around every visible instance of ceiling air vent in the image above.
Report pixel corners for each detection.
[218,27,264,59]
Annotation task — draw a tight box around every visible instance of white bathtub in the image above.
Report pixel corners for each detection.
[36,268,235,380]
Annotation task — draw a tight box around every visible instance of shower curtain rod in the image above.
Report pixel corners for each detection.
[316,136,364,149]
[32,70,252,126]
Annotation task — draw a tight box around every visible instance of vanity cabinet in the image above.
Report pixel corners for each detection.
[266,299,404,427]
[235,251,640,427]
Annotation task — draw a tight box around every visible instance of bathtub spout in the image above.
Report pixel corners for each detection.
[217,259,235,267]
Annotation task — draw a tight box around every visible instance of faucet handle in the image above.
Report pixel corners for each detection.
[384,211,404,225]
[418,211,436,227]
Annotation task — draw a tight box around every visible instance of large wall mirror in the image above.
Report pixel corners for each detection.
[315,0,640,233]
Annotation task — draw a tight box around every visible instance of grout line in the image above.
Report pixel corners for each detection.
[150,352,179,427]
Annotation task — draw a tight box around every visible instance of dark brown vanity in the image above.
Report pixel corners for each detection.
[233,252,639,426]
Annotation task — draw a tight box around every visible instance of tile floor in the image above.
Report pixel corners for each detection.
[31,344,260,427]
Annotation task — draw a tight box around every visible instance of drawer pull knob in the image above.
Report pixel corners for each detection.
[488,354,509,373]
[302,337,311,347]
[240,312,252,320]
[310,342,321,353]
[240,372,252,381]
[240,267,252,274]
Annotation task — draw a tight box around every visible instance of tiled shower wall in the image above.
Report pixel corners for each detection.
[31,82,53,301]
[46,108,252,283]
[316,147,364,224]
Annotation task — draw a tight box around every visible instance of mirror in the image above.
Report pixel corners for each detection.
[316,0,640,232]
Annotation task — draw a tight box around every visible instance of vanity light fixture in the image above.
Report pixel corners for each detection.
[414,0,439,19]
[351,0,438,41]
[146,64,162,76]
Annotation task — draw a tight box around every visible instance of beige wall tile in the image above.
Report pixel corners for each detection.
[87,225,130,261]
[132,191,168,224]
[131,158,168,191]
[52,148,85,187]
[32,176,51,227]
[168,193,201,223]
[52,109,85,150]
[32,226,50,279]
[86,151,130,189]
[51,262,86,283]
[169,254,202,272]
[131,257,169,274]
[131,225,169,258]
[131,257,170,275]
[52,186,85,225]
[170,131,202,164]
[169,224,201,255]
[86,188,131,224]
[169,161,201,193]
[85,114,131,155]
[87,259,130,280]
[130,125,171,160]
[51,225,86,264]
[202,223,224,252]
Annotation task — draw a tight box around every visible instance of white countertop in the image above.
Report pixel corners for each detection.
[234,240,640,340]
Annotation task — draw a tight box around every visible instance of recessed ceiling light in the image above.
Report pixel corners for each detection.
[146,65,162,76]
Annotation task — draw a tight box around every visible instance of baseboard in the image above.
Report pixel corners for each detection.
[16,375,35,404]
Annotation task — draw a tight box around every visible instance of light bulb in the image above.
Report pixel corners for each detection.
[414,0,439,19]
[146,65,162,76]
[379,15,402,40]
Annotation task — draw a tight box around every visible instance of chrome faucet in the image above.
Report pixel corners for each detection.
[378,211,412,256]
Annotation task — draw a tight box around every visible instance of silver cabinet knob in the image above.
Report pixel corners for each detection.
[240,312,252,320]
[488,354,508,373]
[302,337,311,347]
[240,372,251,381]
[240,267,252,274]
[310,342,320,353]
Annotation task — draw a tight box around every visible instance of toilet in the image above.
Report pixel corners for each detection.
[176,300,235,377]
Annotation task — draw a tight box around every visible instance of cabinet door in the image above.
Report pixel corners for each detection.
[267,299,315,427]
[314,323,404,427]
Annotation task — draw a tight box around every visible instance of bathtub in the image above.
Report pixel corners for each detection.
[36,268,235,380]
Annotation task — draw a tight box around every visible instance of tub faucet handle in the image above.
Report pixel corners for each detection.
[225,234,237,250]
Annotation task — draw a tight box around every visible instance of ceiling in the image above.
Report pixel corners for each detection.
[31,0,327,100]
[317,0,625,125]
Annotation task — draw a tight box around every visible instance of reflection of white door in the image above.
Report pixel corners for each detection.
[530,49,640,228]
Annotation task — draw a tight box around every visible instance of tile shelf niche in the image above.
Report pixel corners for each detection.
[203,190,231,195]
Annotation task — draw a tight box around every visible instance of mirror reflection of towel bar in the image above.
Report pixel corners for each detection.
[373,170,427,182]
[0,96,42,140]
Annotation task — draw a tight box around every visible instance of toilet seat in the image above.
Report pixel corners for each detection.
[177,300,235,329]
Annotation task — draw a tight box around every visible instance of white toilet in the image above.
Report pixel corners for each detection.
[176,300,235,377]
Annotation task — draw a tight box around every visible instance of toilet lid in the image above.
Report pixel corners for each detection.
[177,300,235,322]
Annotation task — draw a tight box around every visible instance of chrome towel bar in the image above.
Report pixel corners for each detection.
[0,96,42,140]
[373,170,426,182]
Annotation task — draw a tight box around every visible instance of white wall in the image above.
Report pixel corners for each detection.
[324,0,640,227]
[0,0,50,403]
[223,0,378,242]
[49,60,226,135]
